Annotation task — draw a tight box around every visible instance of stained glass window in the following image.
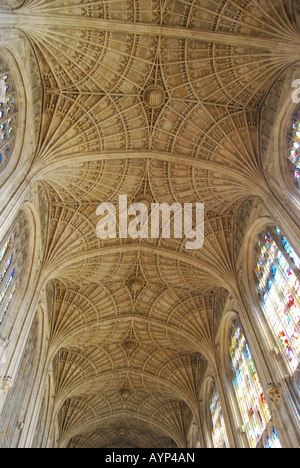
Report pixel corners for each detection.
[255,227,300,374]
[209,382,228,448]
[287,113,300,189]
[0,237,16,325]
[229,320,281,448]
[0,213,28,327]
[0,58,17,172]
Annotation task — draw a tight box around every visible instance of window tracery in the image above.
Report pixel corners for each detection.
[209,381,228,448]
[0,214,28,326]
[0,237,16,325]
[0,58,17,172]
[229,320,281,448]
[287,113,300,189]
[255,227,300,374]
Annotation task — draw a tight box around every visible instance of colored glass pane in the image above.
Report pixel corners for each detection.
[255,229,300,373]
[0,237,16,325]
[229,320,280,448]
[209,382,228,448]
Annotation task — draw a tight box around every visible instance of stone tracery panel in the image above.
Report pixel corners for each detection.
[0,56,17,172]
[0,212,29,328]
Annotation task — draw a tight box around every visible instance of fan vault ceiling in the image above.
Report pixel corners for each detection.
[2,0,300,448]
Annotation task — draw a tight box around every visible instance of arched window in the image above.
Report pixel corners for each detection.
[255,227,300,374]
[0,213,28,327]
[229,320,281,448]
[0,313,40,448]
[209,381,228,448]
[0,58,17,172]
[287,112,300,189]
[0,237,15,325]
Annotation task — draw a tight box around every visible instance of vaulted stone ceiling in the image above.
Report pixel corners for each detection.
[5,0,300,448]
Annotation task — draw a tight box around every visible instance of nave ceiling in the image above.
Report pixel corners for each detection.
[1,0,300,448]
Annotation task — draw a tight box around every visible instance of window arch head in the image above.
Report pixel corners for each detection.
[0,212,30,328]
[287,108,300,190]
[0,57,17,173]
[254,226,300,374]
